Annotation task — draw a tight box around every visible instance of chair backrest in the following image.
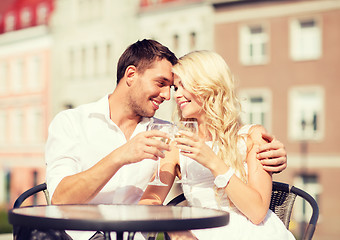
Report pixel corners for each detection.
[270,181,296,228]
[166,181,319,240]
[270,181,319,240]
[13,183,51,208]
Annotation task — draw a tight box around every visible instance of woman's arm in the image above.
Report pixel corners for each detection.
[139,143,179,205]
[225,125,272,224]
[175,125,272,224]
[139,144,199,239]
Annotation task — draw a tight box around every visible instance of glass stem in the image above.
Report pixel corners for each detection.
[157,158,161,180]
[183,155,187,180]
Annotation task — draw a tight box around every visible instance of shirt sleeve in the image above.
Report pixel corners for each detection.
[45,110,82,199]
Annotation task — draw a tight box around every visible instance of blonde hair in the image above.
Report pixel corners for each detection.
[172,50,247,183]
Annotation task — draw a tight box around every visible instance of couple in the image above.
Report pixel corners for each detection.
[45,39,290,240]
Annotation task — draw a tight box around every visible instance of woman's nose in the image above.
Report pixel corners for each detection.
[174,89,180,99]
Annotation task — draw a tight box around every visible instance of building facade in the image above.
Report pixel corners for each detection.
[0,0,54,207]
[213,0,340,239]
[48,0,139,117]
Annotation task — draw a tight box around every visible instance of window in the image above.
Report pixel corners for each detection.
[294,174,321,223]
[74,48,81,78]
[68,49,74,77]
[238,88,272,131]
[78,0,88,22]
[106,43,112,74]
[240,24,268,65]
[0,169,5,203]
[97,44,105,76]
[11,109,24,144]
[150,0,160,5]
[21,7,32,27]
[27,55,42,90]
[81,47,86,77]
[12,60,24,92]
[289,86,324,141]
[92,0,103,19]
[27,107,43,143]
[32,170,39,205]
[189,32,197,51]
[87,45,94,76]
[93,45,98,76]
[5,12,15,32]
[78,0,103,22]
[37,3,48,25]
[290,17,321,60]
[0,62,8,95]
[5,170,11,203]
[173,34,179,53]
[0,111,7,144]
[33,109,43,142]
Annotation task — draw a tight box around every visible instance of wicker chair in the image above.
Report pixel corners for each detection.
[165,181,319,240]
[270,181,319,240]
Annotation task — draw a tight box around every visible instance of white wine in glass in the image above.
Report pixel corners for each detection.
[174,121,198,184]
[147,123,174,186]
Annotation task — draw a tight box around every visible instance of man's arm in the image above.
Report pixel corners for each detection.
[51,149,125,204]
[257,132,287,173]
[46,112,171,204]
[51,130,171,204]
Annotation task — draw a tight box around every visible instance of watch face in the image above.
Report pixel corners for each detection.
[214,168,235,188]
[215,175,227,188]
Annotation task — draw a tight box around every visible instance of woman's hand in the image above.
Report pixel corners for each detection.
[257,132,287,173]
[173,130,227,176]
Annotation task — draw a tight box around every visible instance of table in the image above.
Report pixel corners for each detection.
[8,204,229,240]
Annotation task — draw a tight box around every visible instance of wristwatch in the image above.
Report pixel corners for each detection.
[214,168,235,188]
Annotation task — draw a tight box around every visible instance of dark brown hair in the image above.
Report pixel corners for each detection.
[116,39,177,84]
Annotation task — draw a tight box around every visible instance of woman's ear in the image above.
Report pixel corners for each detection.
[125,65,137,86]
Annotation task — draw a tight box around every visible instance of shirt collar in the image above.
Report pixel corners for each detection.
[88,94,154,129]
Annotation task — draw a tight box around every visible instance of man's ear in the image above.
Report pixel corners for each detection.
[125,65,137,87]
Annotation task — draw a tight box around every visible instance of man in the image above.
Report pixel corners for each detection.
[45,39,287,240]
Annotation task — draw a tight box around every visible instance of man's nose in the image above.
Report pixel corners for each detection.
[160,86,171,100]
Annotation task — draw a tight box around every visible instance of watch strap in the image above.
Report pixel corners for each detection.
[214,168,235,189]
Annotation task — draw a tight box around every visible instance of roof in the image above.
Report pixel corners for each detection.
[0,0,54,33]
[0,0,17,15]
[0,0,51,15]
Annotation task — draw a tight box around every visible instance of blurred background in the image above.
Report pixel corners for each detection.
[0,0,339,239]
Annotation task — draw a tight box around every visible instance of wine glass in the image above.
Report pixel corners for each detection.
[147,123,174,186]
[174,121,198,184]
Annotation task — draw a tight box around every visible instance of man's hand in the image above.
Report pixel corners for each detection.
[257,132,287,173]
[117,130,171,165]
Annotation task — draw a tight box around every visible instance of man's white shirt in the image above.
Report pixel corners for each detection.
[45,95,163,240]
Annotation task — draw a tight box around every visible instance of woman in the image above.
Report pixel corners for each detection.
[140,51,295,239]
